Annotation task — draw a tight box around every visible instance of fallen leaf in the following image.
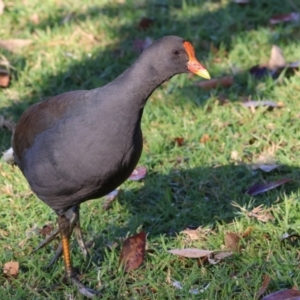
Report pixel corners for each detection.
[256,274,271,299]
[231,150,240,161]
[214,251,233,260]
[269,12,300,25]
[138,17,154,30]
[269,45,286,70]
[232,202,274,223]
[3,261,19,277]
[30,13,40,24]
[195,76,234,90]
[208,251,233,264]
[241,227,253,238]
[225,232,240,252]
[39,224,54,237]
[251,164,280,173]
[133,37,153,54]
[0,39,32,53]
[167,248,213,258]
[180,227,212,241]
[119,231,146,272]
[200,134,210,144]
[174,137,184,146]
[103,189,121,210]
[181,228,199,240]
[233,0,250,3]
[262,289,300,300]
[128,166,147,181]
[242,100,284,109]
[0,68,10,87]
[0,229,8,237]
[245,178,293,196]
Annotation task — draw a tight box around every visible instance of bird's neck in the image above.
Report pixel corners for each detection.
[106,55,171,111]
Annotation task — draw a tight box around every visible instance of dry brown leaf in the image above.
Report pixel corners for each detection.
[181,227,212,241]
[200,134,210,144]
[231,150,240,161]
[256,274,271,299]
[251,164,279,173]
[181,228,200,240]
[245,179,292,197]
[174,137,184,147]
[3,261,19,277]
[30,13,40,24]
[208,251,233,265]
[0,68,10,87]
[269,45,286,70]
[234,0,250,3]
[225,232,240,252]
[1,183,14,196]
[0,39,32,53]
[269,12,300,25]
[195,76,234,90]
[262,288,300,300]
[214,251,233,260]
[241,227,253,238]
[0,229,9,237]
[119,231,146,272]
[168,248,213,258]
[128,166,147,181]
[232,202,274,223]
[39,224,54,237]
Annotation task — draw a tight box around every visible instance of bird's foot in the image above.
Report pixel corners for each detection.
[70,276,100,298]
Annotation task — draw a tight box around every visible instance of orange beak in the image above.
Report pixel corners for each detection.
[183,41,210,79]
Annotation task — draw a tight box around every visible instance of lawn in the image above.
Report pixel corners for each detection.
[1,0,300,299]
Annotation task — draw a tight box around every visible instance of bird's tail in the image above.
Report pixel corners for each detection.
[2,147,15,164]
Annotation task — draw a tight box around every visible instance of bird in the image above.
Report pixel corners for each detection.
[2,35,210,297]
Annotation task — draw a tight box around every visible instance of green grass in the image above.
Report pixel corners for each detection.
[1,0,300,299]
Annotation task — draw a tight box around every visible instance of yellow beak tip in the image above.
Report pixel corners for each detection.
[196,69,211,80]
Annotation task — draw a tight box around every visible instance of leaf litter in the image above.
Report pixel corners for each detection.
[3,261,19,277]
[245,178,293,196]
[232,202,274,222]
[0,39,32,53]
[250,45,299,80]
[119,231,146,272]
[262,288,300,300]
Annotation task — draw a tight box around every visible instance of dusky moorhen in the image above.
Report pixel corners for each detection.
[2,36,210,296]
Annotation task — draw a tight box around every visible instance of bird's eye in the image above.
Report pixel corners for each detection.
[172,49,180,55]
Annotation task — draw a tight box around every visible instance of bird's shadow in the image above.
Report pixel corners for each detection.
[76,163,300,267]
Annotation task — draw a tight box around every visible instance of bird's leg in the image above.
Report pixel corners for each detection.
[47,206,89,267]
[32,205,89,267]
[67,206,89,257]
[58,214,97,298]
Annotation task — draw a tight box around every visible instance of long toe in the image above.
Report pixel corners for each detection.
[74,221,89,257]
[47,241,63,268]
[70,277,100,299]
[31,227,60,253]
